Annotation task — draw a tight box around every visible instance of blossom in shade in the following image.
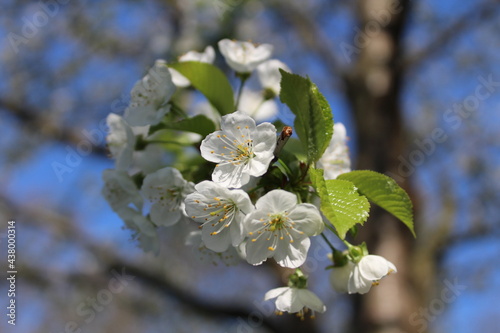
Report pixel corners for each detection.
[141,167,195,227]
[116,206,159,254]
[238,88,278,122]
[243,190,324,268]
[124,59,176,126]
[218,39,273,73]
[102,169,143,212]
[184,181,254,252]
[185,230,242,266]
[200,111,277,188]
[117,206,156,236]
[329,261,355,294]
[264,287,326,319]
[170,46,216,87]
[106,113,135,170]
[257,59,291,96]
[317,123,351,179]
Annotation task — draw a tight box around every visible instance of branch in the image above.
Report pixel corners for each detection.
[0,97,108,156]
[268,0,343,79]
[402,0,500,70]
[0,194,293,333]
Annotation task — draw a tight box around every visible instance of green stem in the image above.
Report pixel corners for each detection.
[170,102,188,118]
[146,140,186,146]
[323,222,340,239]
[235,74,250,109]
[320,233,337,252]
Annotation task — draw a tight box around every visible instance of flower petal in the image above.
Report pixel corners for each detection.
[297,289,326,313]
[287,203,324,236]
[330,262,355,293]
[255,190,297,213]
[264,287,289,301]
[358,255,394,280]
[348,265,373,294]
[274,237,310,268]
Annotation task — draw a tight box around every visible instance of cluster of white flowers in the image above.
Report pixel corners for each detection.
[102,38,399,319]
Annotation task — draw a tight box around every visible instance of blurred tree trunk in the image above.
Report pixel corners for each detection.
[344,0,421,332]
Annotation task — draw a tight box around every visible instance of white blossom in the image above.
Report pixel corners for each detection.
[329,261,355,294]
[185,181,254,252]
[141,167,195,227]
[117,206,156,236]
[238,88,278,122]
[117,206,159,254]
[106,114,135,170]
[243,190,324,268]
[170,46,216,87]
[200,111,277,188]
[218,39,273,73]
[133,144,168,175]
[317,123,351,179]
[330,254,397,294]
[102,169,143,212]
[257,59,291,96]
[185,230,242,266]
[124,59,175,126]
[264,287,326,318]
[347,255,397,294]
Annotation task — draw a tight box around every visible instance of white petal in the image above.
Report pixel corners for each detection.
[180,45,215,63]
[218,39,273,73]
[220,111,257,134]
[200,131,226,163]
[102,169,143,211]
[255,190,297,212]
[358,255,394,280]
[117,207,156,237]
[150,204,181,226]
[229,214,245,247]
[254,122,277,152]
[275,237,310,268]
[297,289,326,313]
[257,59,291,95]
[106,114,135,170]
[287,203,324,236]
[169,68,190,87]
[202,223,232,252]
[275,288,300,312]
[238,89,278,121]
[124,60,175,126]
[245,232,274,265]
[348,265,373,294]
[317,122,351,180]
[212,162,249,188]
[329,262,355,293]
[264,287,289,301]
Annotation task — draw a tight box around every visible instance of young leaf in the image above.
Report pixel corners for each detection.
[310,168,370,239]
[169,62,234,115]
[338,170,415,237]
[279,70,333,163]
[160,114,216,137]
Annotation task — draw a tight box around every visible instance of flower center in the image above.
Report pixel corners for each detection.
[268,213,288,231]
[191,197,236,235]
[148,185,182,211]
[212,125,257,167]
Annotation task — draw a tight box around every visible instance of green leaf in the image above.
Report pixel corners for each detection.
[169,62,234,115]
[160,114,216,137]
[338,170,415,237]
[310,168,370,239]
[279,70,333,163]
